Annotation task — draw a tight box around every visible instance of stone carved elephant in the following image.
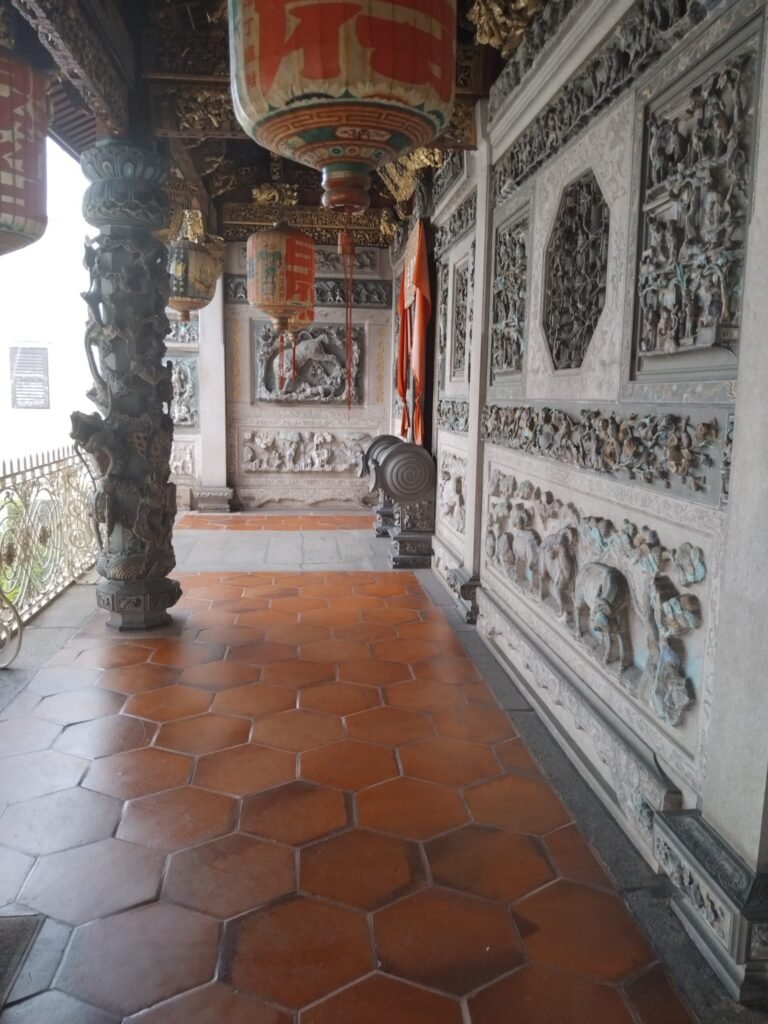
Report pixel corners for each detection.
[574,562,631,669]
[538,526,577,618]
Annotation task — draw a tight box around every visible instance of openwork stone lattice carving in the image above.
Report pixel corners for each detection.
[439,451,467,535]
[544,171,609,370]
[432,150,465,209]
[72,141,180,629]
[485,471,706,727]
[452,258,470,377]
[434,191,477,258]
[637,45,758,361]
[243,430,371,474]
[170,357,198,428]
[492,0,716,204]
[253,324,363,404]
[482,404,719,494]
[491,213,528,379]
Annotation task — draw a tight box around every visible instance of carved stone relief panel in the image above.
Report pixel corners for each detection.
[436,258,449,391]
[543,170,610,371]
[451,257,470,379]
[484,469,707,729]
[170,441,197,480]
[170,356,199,428]
[490,209,529,382]
[437,399,470,434]
[252,323,363,404]
[432,150,465,209]
[167,317,199,347]
[635,33,758,376]
[434,191,477,259]
[315,245,380,277]
[242,430,372,474]
[438,451,467,536]
[224,274,391,308]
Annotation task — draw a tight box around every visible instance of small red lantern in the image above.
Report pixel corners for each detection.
[0,32,48,256]
[247,222,315,389]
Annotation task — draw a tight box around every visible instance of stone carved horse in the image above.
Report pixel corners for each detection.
[574,561,631,669]
[270,335,344,394]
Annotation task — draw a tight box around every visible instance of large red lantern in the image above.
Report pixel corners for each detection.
[247,222,315,389]
[229,0,456,213]
[0,41,48,256]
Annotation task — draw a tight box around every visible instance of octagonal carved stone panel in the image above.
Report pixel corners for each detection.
[543,170,610,370]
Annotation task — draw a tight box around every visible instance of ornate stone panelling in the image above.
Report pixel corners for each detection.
[544,170,610,370]
[451,258,470,378]
[252,323,363,404]
[635,37,758,370]
[170,441,197,480]
[432,149,465,209]
[721,413,733,506]
[492,0,728,206]
[434,191,477,258]
[316,246,379,276]
[485,469,706,728]
[491,210,529,381]
[439,451,467,536]
[242,430,372,474]
[437,399,470,434]
[167,318,199,347]
[170,356,198,428]
[482,404,720,497]
[224,274,391,309]
[653,830,732,948]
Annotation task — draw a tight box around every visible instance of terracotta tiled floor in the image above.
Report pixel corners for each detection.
[0,572,695,1024]
[176,513,375,531]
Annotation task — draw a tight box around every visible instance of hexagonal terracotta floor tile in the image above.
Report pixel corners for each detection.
[264,624,332,645]
[180,660,261,691]
[19,837,164,925]
[195,626,266,646]
[34,688,124,725]
[400,737,501,787]
[301,639,371,663]
[374,888,523,995]
[241,781,349,845]
[0,717,61,757]
[0,991,118,1024]
[301,829,423,909]
[433,706,515,744]
[123,685,211,722]
[228,896,372,1009]
[271,596,327,614]
[0,787,121,855]
[468,964,635,1024]
[544,824,612,890]
[260,659,336,689]
[251,709,343,752]
[57,902,220,1016]
[427,825,555,903]
[466,775,571,835]
[83,747,193,800]
[494,738,541,775]
[332,622,397,643]
[338,659,412,686]
[54,715,155,759]
[150,643,225,669]
[155,713,250,755]
[514,880,654,982]
[301,973,463,1024]
[372,638,440,663]
[301,740,398,791]
[300,607,361,627]
[414,657,481,685]
[624,963,696,1024]
[96,663,180,695]
[384,681,466,712]
[345,706,434,746]
[361,606,419,626]
[117,786,236,851]
[357,777,468,840]
[238,609,297,629]
[78,644,149,670]
[0,749,88,804]
[123,983,291,1024]
[193,744,295,796]
[212,684,297,718]
[227,641,297,665]
[299,682,380,715]
[163,833,294,918]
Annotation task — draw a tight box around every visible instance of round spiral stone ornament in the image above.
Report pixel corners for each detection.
[362,435,401,482]
[375,443,436,504]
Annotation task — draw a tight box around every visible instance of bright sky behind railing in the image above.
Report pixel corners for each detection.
[0,139,92,462]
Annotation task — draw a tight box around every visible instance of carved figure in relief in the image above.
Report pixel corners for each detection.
[256,324,361,404]
[538,526,576,618]
[574,562,632,669]
[500,508,540,590]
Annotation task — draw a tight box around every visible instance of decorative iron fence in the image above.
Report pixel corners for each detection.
[0,447,98,632]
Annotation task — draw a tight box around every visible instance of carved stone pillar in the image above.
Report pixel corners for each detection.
[71,140,182,630]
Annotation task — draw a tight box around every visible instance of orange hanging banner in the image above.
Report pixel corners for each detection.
[397,220,431,444]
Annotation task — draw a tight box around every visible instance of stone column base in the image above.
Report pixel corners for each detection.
[389,530,434,569]
[374,497,396,538]
[96,578,182,631]
[653,810,768,1003]
[446,566,480,624]
[193,487,234,512]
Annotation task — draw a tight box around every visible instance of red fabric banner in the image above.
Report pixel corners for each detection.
[397,220,431,445]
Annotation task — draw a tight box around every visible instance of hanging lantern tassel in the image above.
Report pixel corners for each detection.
[278,328,285,392]
[292,333,298,383]
[339,228,355,412]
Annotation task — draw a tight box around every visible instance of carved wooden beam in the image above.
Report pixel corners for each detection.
[11,0,130,134]
[221,202,395,248]
[467,0,544,59]
[150,81,244,140]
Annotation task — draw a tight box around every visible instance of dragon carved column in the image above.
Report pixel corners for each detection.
[71,140,182,629]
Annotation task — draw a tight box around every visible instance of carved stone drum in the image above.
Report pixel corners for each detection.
[361,434,401,538]
[370,441,436,569]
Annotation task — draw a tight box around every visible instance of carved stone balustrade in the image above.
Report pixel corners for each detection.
[369,441,437,569]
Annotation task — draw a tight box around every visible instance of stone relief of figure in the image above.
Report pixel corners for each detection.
[574,562,632,669]
[255,324,361,404]
[438,453,467,535]
[170,360,197,426]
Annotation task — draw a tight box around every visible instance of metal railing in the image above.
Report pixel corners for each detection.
[0,447,98,652]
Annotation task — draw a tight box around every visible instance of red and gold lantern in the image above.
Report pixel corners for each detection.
[0,26,48,256]
[168,209,224,321]
[247,221,315,389]
[229,0,456,213]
